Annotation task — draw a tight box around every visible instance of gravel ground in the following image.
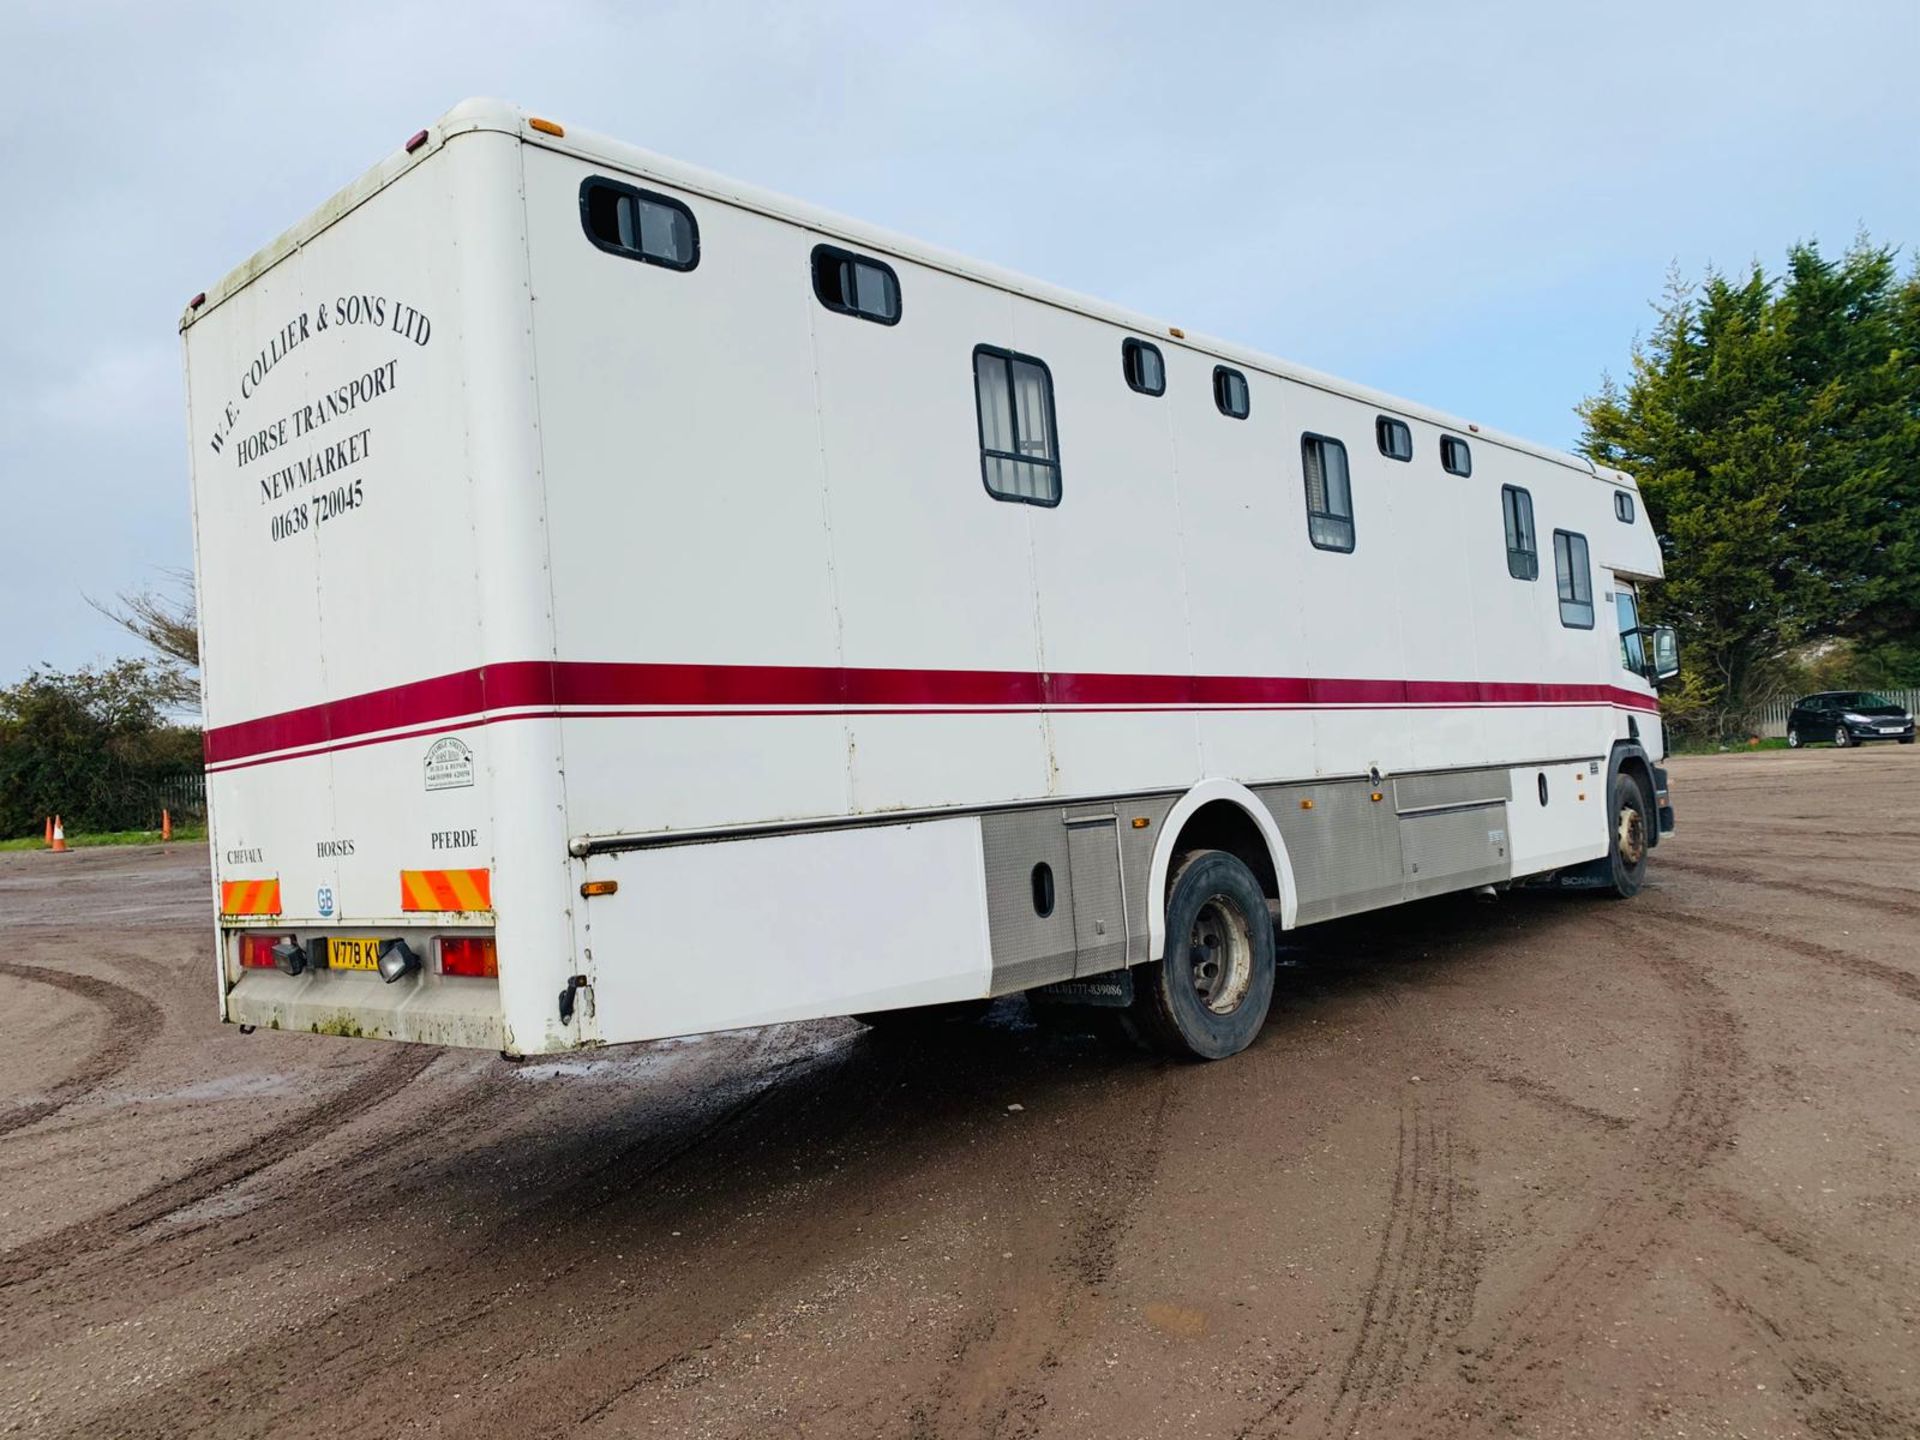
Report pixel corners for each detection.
[1,747,1916,1438]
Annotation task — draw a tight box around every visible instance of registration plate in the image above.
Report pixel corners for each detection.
[327,936,384,972]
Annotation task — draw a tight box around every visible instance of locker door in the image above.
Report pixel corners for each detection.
[1064,813,1128,976]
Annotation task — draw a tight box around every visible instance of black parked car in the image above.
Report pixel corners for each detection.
[1785,692,1916,748]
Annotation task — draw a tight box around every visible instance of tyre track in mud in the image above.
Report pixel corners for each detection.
[1317,1095,1475,1439]
[0,961,164,1139]
[905,1066,1176,1440]
[1701,1276,1920,1439]
[0,1044,440,1292]
[521,1033,901,1439]
[1657,853,1920,920]
[1658,907,1920,1005]
[1410,916,1746,1436]
[58,1027,867,1440]
[1236,958,1487,1440]
[6,1058,530,1357]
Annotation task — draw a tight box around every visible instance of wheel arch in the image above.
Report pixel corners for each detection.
[1147,780,1298,961]
[1609,742,1660,847]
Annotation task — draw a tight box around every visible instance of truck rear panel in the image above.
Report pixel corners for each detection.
[184,118,556,1051]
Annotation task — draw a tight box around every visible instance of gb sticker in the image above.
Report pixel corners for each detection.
[316,885,336,919]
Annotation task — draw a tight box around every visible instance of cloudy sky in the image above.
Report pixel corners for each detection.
[2,0,1916,687]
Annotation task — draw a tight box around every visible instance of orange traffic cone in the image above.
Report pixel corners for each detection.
[44,815,53,848]
[161,809,173,842]
[50,816,67,853]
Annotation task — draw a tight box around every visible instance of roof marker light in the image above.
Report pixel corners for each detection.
[529,117,565,137]
[188,293,206,310]
[404,129,429,154]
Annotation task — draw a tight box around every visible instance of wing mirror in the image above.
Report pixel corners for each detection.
[1649,625,1680,683]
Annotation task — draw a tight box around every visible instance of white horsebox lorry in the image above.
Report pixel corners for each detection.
[182,99,1679,1062]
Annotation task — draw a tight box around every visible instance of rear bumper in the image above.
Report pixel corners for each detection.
[226,969,504,1049]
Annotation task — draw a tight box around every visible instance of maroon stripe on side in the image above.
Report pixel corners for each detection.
[204,660,1666,767]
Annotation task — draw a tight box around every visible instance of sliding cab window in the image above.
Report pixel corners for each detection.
[1501,485,1538,579]
[1440,434,1472,476]
[1616,587,1647,672]
[1122,338,1165,396]
[579,177,699,270]
[1614,490,1635,523]
[1376,416,1413,462]
[811,244,901,324]
[1302,433,1355,552]
[974,346,1061,506]
[1553,529,1594,628]
[1214,366,1250,419]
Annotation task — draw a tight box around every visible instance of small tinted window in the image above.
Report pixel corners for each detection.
[1614,490,1635,523]
[974,345,1061,506]
[1122,338,1165,396]
[1376,416,1413,462]
[579,177,698,270]
[1440,435,1472,476]
[811,244,901,324]
[1501,485,1537,580]
[1617,589,1646,672]
[1302,434,1355,552]
[1213,366,1249,419]
[1553,529,1594,628]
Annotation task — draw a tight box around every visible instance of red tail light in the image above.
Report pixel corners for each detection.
[439,936,498,978]
[239,932,288,969]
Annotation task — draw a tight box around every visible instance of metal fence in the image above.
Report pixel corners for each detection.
[1755,687,1920,738]
[154,769,207,823]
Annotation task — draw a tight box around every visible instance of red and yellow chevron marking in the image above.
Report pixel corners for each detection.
[399,868,492,913]
[220,878,282,916]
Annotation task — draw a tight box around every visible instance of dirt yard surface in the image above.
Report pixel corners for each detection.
[2,749,1916,1439]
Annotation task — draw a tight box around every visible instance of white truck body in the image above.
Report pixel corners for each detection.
[181,99,1668,1056]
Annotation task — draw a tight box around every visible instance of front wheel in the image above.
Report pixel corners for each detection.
[1604,772,1651,899]
[1126,850,1275,1060]
[1900,736,1915,746]
[1786,727,1801,749]
[1834,725,1853,748]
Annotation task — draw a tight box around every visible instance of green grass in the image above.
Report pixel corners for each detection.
[0,824,207,852]
[1668,736,1792,755]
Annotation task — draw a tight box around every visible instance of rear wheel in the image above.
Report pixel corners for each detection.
[1786,727,1801,749]
[1901,736,1915,745]
[1604,772,1651,898]
[1834,725,1852,748]
[1126,850,1274,1060]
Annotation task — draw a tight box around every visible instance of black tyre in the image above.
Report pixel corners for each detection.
[853,998,992,1032]
[1604,771,1651,899]
[1126,849,1275,1060]
[1786,727,1801,749]
[1834,725,1852,748]
[1901,736,1915,746]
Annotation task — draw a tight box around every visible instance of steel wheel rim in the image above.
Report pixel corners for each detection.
[1188,895,1254,1015]
[1617,799,1647,867]
[1835,726,1848,747]
[1787,729,1799,748]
